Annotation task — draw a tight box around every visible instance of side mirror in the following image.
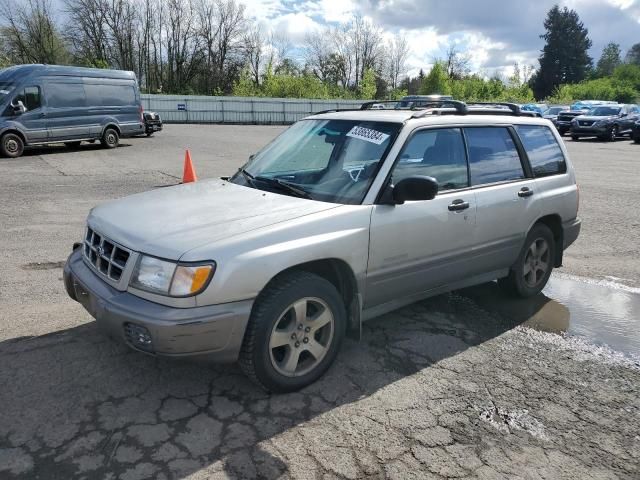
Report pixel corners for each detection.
[383,175,439,205]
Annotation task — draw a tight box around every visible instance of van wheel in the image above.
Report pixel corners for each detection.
[1,133,24,158]
[239,271,346,393]
[65,141,81,149]
[101,128,119,148]
[498,224,555,298]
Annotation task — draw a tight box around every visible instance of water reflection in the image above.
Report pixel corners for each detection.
[458,275,640,357]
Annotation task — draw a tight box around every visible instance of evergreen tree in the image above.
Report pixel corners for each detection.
[625,43,640,66]
[420,62,450,95]
[533,5,593,99]
[596,43,622,77]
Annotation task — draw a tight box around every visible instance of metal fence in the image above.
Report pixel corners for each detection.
[140,94,367,125]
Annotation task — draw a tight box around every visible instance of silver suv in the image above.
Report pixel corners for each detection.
[64,101,581,392]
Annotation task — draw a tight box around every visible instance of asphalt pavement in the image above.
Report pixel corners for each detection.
[0,125,638,479]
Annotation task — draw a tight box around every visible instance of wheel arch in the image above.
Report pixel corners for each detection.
[260,258,361,336]
[102,123,121,136]
[1,128,26,145]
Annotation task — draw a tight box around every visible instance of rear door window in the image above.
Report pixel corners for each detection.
[514,125,566,177]
[46,83,86,108]
[84,84,136,106]
[464,127,525,186]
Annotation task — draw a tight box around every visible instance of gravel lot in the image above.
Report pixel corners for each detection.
[0,125,638,479]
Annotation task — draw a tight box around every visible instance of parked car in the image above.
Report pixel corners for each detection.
[0,64,144,158]
[143,111,163,136]
[64,101,581,392]
[570,104,640,141]
[543,106,570,126]
[632,118,640,143]
[521,103,548,115]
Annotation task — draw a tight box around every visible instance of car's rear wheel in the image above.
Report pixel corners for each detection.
[0,133,24,158]
[101,128,119,148]
[498,224,555,298]
[239,271,346,393]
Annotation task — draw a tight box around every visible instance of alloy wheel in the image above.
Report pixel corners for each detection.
[268,297,334,377]
[523,237,551,288]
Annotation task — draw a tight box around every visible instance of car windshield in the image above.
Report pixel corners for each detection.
[545,107,564,115]
[230,119,401,204]
[0,82,15,102]
[588,107,621,116]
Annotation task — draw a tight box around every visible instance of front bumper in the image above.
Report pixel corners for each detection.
[570,125,608,137]
[63,248,253,361]
[145,121,163,134]
[562,217,581,250]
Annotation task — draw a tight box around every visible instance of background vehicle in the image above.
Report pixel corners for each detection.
[521,103,548,114]
[570,104,640,141]
[633,119,640,143]
[142,111,163,136]
[543,106,570,126]
[64,101,580,392]
[0,64,144,158]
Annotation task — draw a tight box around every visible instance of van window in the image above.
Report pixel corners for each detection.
[84,84,136,106]
[514,125,567,177]
[15,86,41,111]
[392,128,469,191]
[47,83,86,108]
[465,127,525,186]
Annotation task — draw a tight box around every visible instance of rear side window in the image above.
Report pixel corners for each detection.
[46,83,86,108]
[515,125,566,177]
[84,84,136,106]
[465,127,524,186]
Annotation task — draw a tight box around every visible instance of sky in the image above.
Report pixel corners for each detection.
[242,0,640,78]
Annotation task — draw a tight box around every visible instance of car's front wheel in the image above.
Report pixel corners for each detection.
[1,132,24,158]
[239,271,346,393]
[607,125,618,142]
[499,224,555,298]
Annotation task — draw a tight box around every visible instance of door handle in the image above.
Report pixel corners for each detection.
[448,199,470,211]
[518,187,534,198]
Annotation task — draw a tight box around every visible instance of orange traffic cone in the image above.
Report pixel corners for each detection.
[182,149,197,183]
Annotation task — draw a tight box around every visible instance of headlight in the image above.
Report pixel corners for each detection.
[130,255,214,297]
[594,120,606,127]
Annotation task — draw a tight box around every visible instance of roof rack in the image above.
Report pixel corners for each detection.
[311,100,539,118]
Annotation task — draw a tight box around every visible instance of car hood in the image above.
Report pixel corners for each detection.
[88,179,341,260]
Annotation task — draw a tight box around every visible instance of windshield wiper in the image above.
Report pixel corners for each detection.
[255,176,313,199]
[237,167,257,187]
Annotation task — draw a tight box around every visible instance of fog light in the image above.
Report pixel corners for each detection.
[124,323,154,352]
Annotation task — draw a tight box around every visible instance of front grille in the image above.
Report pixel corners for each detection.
[579,120,594,126]
[83,227,131,282]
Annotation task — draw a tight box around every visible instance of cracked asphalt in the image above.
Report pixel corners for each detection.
[1,126,639,479]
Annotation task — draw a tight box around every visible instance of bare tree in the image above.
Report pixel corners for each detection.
[243,24,264,85]
[443,43,470,80]
[387,34,409,89]
[1,0,68,64]
[347,15,384,87]
[165,0,203,92]
[64,0,109,66]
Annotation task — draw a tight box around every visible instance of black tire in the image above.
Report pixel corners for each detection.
[571,135,579,141]
[633,135,640,144]
[239,271,346,393]
[0,132,24,158]
[65,141,81,149]
[558,129,567,136]
[498,224,555,298]
[101,127,119,148]
[607,125,618,142]
[146,132,153,137]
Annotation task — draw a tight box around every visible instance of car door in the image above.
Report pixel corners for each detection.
[12,85,47,143]
[45,81,89,141]
[464,126,540,275]
[366,127,477,309]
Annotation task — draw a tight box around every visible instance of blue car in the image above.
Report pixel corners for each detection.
[0,64,144,158]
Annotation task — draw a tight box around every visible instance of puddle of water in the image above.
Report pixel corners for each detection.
[458,275,640,358]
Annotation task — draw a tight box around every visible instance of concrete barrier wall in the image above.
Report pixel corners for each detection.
[140,94,368,124]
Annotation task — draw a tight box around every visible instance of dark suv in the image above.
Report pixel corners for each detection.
[556,109,590,136]
[570,104,640,141]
